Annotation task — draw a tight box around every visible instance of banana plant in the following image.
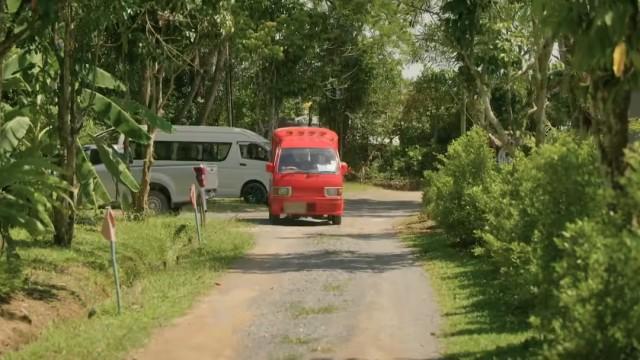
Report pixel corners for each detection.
[0,117,71,257]
[2,47,172,209]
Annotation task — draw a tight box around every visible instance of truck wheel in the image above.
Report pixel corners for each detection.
[243,182,268,204]
[269,212,280,225]
[148,190,170,213]
[331,216,342,225]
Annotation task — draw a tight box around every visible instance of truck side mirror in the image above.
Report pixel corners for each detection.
[340,162,349,175]
[266,162,275,173]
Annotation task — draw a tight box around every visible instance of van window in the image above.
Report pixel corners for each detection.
[202,143,232,162]
[131,141,232,162]
[87,148,102,165]
[239,142,269,162]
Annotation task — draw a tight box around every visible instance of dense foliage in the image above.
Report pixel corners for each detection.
[424,128,497,246]
[425,130,640,357]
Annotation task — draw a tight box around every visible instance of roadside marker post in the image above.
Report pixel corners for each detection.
[193,164,208,228]
[190,184,202,244]
[101,207,122,315]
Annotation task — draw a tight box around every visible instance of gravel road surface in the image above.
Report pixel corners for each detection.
[130,188,440,360]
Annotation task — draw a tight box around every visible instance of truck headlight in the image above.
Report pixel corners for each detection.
[272,186,292,197]
[324,187,343,197]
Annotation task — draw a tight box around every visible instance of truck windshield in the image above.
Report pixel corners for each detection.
[278,148,338,174]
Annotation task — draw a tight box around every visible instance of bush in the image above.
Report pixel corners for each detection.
[539,219,640,359]
[481,135,607,308]
[424,133,640,357]
[424,128,498,246]
[537,143,640,358]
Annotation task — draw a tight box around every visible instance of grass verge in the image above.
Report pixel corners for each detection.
[344,181,377,193]
[1,215,253,359]
[207,198,265,213]
[401,216,536,359]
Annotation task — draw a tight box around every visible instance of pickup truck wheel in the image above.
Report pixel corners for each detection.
[243,182,267,204]
[148,190,170,213]
[330,216,342,225]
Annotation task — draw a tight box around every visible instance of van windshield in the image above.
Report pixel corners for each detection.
[278,148,338,174]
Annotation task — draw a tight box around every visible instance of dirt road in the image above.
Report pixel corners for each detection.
[130,188,440,360]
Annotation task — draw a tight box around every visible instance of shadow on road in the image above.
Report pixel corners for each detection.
[230,249,418,274]
[345,198,421,218]
[234,197,421,225]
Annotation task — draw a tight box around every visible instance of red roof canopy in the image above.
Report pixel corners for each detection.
[272,127,339,150]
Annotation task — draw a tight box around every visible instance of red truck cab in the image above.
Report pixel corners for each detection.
[266,127,348,225]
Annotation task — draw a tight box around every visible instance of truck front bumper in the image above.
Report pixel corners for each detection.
[268,196,344,216]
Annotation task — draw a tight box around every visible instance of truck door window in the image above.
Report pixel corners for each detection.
[239,143,269,162]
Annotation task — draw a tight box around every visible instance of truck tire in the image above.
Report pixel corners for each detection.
[269,212,280,225]
[242,182,268,204]
[331,216,342,225]
[148,190,170,213]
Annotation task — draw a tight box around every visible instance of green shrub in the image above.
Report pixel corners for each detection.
[480,135,607,308]
[537,143,640,358]
[424,128,498,246]
[538,219,640,359]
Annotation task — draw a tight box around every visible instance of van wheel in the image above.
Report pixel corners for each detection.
[242,182,267,204]
[330,216,342,225]
[148,190,170,213]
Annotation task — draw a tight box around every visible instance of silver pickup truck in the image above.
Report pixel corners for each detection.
[84,145,219,212]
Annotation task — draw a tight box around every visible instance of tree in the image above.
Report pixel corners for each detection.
[538,0,640,184]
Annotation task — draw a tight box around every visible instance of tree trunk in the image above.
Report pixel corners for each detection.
[200,40,228,125]
[226,40,234,127]
[0,55,4,103]
[460,51,509,147]
[134,63,162,213]
[176,51,216,123]
[53,2,76,247]
[533,38,553,147]
[460,90,467,135]
[592,79,631,186]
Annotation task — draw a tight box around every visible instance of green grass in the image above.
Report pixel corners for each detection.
[207,198,266,213]
[402,217,536,359]
[321,281,347,294]
[344,181,377,193]
[288,303,339,319]
[1,215,253,360]
[280,335,317,346]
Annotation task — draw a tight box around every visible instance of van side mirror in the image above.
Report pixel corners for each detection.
[266,162,275,173]
[340,162,349,175]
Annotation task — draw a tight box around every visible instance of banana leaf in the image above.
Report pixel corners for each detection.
[90,67,126,91]
[95,139,140,193]
[1,76,30,91]
[80,89,150,144]
[0,116,30,154]
[76,140,111,208]
[2,50,42,79]
[114,98,173,133]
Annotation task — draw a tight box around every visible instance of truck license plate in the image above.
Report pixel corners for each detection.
[284,202,306,214]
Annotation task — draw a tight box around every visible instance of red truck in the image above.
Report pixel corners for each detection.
[266,127,348,225]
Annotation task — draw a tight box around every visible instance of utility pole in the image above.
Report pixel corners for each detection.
[226,40,234,127]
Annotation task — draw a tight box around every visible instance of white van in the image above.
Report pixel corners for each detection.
[86,143,219,213]
[123,126,271,204]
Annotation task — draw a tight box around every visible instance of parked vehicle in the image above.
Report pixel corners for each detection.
[84,144,219,213]
[266,127,348,225]
[126,126,270,203]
